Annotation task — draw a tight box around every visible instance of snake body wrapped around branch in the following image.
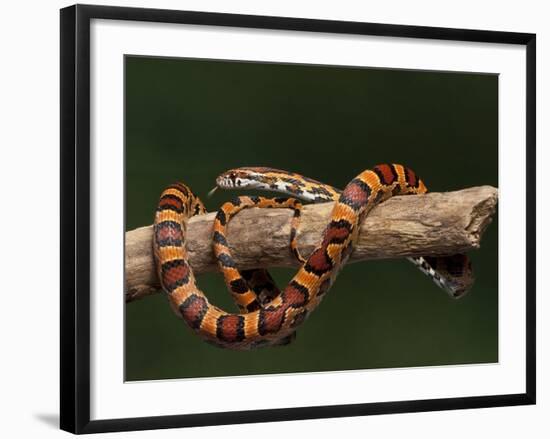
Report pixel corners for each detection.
[153,164,473,350]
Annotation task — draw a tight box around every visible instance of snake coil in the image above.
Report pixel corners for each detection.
[153,164,473,350]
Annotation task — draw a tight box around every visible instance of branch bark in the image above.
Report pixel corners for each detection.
[125,186,498,302]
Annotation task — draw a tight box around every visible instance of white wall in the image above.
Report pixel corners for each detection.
[0,0,546,437]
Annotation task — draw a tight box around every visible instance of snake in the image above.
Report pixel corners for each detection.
[153,164,474,350]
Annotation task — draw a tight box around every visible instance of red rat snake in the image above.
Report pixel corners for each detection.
[153,164,473,350]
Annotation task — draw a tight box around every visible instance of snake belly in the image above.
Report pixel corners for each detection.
[153,164,454,350]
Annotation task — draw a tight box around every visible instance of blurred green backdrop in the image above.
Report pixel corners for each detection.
[125,56,498,381]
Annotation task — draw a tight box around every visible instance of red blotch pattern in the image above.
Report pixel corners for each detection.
[405,167,418,187]
[157,224,182,241]
[163,262,189,288]
[375,164,396,185]
[306,248,332,273]
[180,295,207,328]
[323,224,351,244]
[259,307,286,334]
[341,181,369,205]
[217,315,244,342]
[159,196,183,211]
[284,284,308,307]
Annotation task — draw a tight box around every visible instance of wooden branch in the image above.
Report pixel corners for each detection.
[126,186,498,302]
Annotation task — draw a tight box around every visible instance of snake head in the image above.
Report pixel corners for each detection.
[214,168,277,192]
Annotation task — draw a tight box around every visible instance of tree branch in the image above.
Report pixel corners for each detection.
[125,186,498,302]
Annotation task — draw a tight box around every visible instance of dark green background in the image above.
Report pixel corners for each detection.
[125,56,498,381]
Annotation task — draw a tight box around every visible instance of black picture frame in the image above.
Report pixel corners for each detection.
[60,4,536,434]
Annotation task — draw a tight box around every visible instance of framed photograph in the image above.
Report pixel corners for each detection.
[60,4,536,434]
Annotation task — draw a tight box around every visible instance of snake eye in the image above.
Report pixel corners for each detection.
[229,172,236,181]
